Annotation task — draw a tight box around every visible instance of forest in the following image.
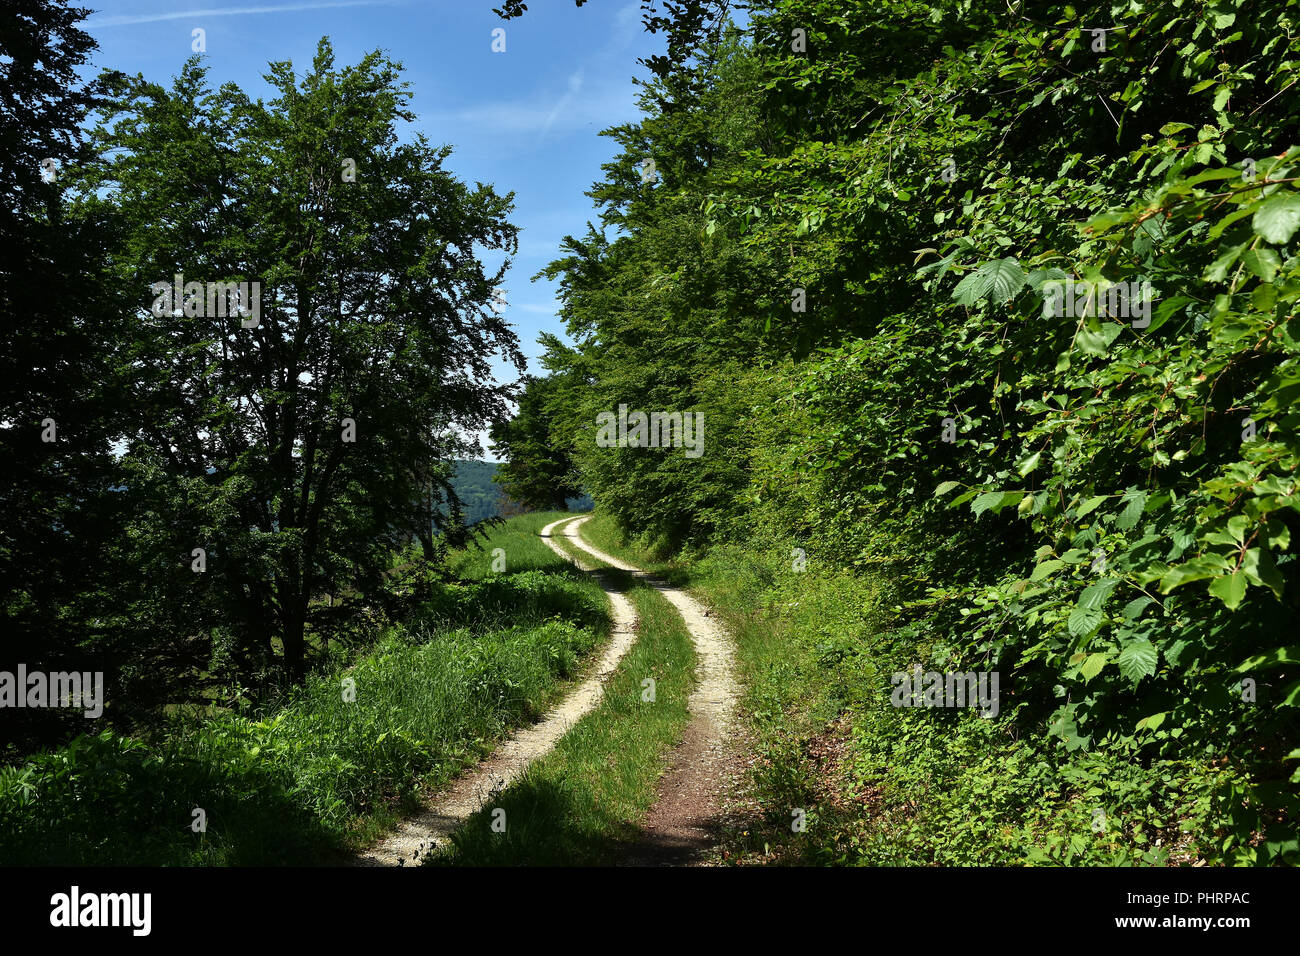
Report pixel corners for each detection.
[1,0,1296,873]
[496,0,1300,865]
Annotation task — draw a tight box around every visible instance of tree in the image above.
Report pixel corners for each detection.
[71,39,524,681]
[0,0,130,750]
[521,0,1300,860]
[493,0,734,81]
[490,369,583,510]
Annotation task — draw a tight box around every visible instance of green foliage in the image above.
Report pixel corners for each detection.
[71,40,524,680]
[0,515,608,864]
[0,0,133,754]
[583,513,1232,866]
[1,29,527,730]
[490,373,584,510]
[513,0,1300,862]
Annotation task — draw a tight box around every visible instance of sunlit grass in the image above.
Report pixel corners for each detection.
[428,575,695,866]
[0,510,611,865]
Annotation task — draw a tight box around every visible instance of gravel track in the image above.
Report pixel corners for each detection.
[355,515,739,867]
[558,517,739,865]
[354,516,636,866]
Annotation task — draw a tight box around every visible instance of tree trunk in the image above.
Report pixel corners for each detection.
[283,610,306,682]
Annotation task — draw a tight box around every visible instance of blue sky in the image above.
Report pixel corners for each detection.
[77,0,667,458]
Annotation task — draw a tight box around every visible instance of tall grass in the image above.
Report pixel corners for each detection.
[428,577,696,866]
[580,510,1228,866]
[0,512,608,865]
[449,510,587,580]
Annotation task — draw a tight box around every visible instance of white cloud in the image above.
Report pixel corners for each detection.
[608,4,642,56]
[423,3,646,143]
[424,84,637,140]
[539,68,584,142]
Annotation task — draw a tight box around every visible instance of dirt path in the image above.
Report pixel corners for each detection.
[558,517,739,866]
[355,516,635,866]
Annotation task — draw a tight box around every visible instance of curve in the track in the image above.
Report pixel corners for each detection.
[355,515,636,866]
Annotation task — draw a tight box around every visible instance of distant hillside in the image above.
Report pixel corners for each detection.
[449,461,590,525]
[565,491,594,512]
[450,460,503,525]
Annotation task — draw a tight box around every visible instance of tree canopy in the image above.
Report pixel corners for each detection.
[499,0,1300,864]
[3,10,524,749]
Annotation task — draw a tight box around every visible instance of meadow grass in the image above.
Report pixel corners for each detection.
[0,511,611,865]
[426,569,696,866]
[578,510,1227,866]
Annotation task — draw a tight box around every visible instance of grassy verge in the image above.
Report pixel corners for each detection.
[448,511,589,581]
[578,511,1226,866]
[426,528,696,865]
[0,511,613,865]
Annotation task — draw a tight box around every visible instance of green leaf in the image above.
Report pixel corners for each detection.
[933,480,961,497]
[971,491,1004,517]
[1076,495,1108,519]
[1253,283,1278,312]
[1241,547,1285,597]
[1068,605,1104,637]
[1027,267,1070,291]
[1078,577,1119,611]
[1164,166,1242,192]
[951,257,1025,306]
[1080,652,1109,682]
[1016,451,1041,476]
[1160,555,1231,592]
[1136,711,1167,731]
[1242,247,1281,282]
[1208,570,1247,609]
[1235,646,1300,672]
[1209,200,1263,240]
[1122,596,1155,621]
[1204,241,1249,282]
[1117,640,1158,681]
[951,271,982,306]
[1075,322,1124,356]
[1281,679,1300,707]
[1115,489,1147,530]
[1252,192,1300,245]
[1030,559,1064,581]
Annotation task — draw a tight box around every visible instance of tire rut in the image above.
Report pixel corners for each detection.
[558,517,739,866]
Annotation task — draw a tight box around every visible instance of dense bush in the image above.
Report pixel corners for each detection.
[0,554,605,865]
[518,0,1300,862]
